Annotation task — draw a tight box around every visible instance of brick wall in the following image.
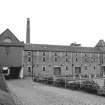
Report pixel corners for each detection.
[24,50,102,78]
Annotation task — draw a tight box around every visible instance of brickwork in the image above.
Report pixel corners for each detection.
[24,49,104,78]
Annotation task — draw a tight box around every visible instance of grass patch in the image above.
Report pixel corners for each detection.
[0,73,16,105]
[0,89,16,105]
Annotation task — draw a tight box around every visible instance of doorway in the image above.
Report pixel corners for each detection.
[5,67,21,79]
[53,67,61,75]
[75,67,81,76]
[101,66,105,76]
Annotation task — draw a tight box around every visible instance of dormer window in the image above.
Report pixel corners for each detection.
[3,38,12,43]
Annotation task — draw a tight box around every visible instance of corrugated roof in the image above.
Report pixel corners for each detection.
[24,44,101,53]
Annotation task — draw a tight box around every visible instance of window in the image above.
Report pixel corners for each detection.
[94,66,96,70]
[66,52,67,56]
[54,53,57,56]
[66,66,68,70]
[53,67,61,75]
[43,57,46,62]
[76,58,78,62]
[27,51,31,56]
[55,57,57,62]
[3,38,12,43]
[28,57,31,62]
[42,66,46,71]
[43,52,45,56]
[75,67,81,74]
[66,58,68,62]
[28,67,31,72]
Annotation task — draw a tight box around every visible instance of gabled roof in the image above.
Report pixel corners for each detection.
[95,39,105,47]
[0,29,20,43]
[25,44,101,53]
[0,29,24,47]
[95,40,105,52]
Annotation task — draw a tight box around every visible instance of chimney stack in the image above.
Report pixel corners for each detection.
[26,18,30,44]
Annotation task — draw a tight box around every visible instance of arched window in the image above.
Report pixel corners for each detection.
[3,38,12,43]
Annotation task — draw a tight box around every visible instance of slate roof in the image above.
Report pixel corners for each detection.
[0,29,20,43]
[95,40,105,47]
[0,29,24,46]
[25,44,101,53]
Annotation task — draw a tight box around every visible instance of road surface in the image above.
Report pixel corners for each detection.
[7,78,105,105]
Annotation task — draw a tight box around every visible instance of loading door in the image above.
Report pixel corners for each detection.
[5,67,21,79]
[75,67,81,75]
[53,67,61,75]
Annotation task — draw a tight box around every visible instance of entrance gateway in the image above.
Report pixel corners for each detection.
[2,66,21,79]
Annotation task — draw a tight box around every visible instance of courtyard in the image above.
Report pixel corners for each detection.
[6,78,105,105]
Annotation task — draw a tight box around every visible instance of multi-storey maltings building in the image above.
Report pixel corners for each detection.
[0,18,105,79]
[24,40,105,79]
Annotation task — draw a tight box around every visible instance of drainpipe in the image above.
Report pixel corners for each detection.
[71,52,74,79]
[32,50,34,81]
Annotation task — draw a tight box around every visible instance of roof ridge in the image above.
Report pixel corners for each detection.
[30,43,94,48]
[95,39,105,47]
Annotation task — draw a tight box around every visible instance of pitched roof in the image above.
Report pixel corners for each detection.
[25,44,101,53]
[0,29,20,43]
[95,39,105,47]
[0,29,24,46]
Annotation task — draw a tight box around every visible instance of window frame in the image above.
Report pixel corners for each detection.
[42,66,46,71]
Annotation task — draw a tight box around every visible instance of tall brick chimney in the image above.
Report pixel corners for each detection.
[26,18,30,44]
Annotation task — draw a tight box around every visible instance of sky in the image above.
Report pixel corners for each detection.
[0,0,105,47]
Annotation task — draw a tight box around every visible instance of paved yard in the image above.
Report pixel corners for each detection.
[7,78,105,105]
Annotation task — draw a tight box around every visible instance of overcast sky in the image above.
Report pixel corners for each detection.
[0,0,105,47]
